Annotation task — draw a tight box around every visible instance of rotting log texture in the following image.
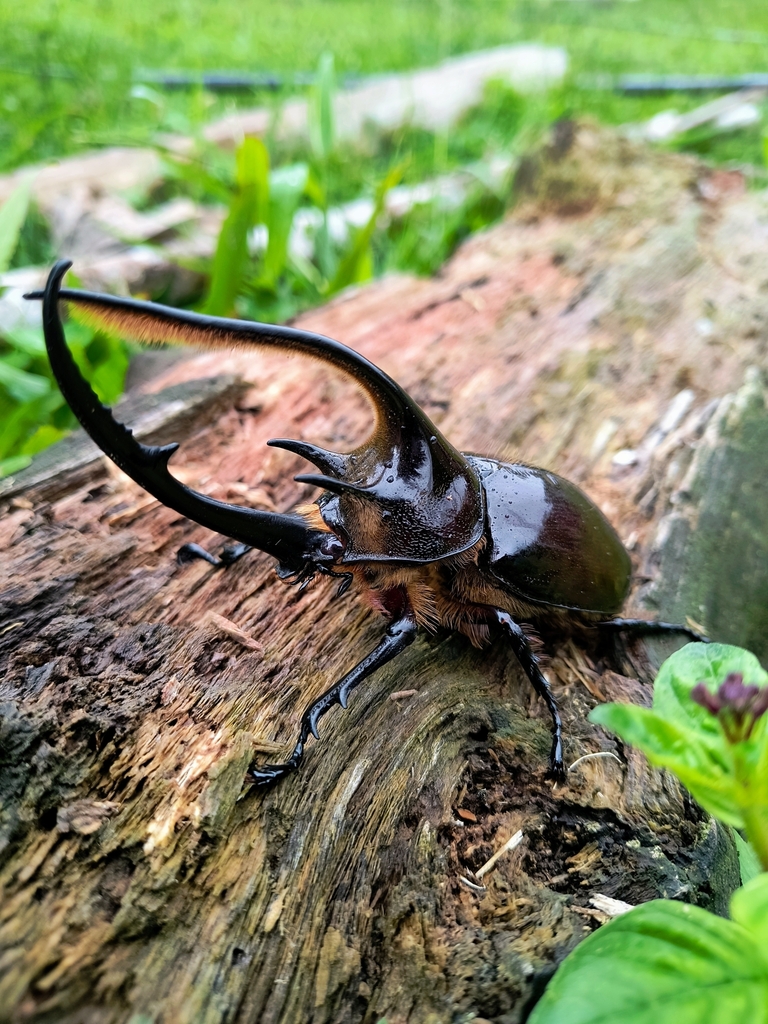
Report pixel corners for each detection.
[2,127,768,1024]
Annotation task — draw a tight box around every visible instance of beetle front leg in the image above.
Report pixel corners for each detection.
[494,609,565,783]
[177,541,253,568]
[247,611,418,786]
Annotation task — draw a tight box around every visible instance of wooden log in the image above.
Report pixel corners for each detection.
[2,126,767,1024]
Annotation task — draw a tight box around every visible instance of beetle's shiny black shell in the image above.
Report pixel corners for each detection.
[468,456,632,615]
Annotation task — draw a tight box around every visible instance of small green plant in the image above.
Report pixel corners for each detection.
[529,642,768,1024]
[592,644,768,868]
[165,52,404,324]
[529,873,768,1024]
[203,134,270,317]
[0,181,128,477]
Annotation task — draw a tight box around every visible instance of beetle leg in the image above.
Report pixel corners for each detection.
[597,618,710,644]
[177,542,253,569]
[247,611,418,786]
[494,609,565,783]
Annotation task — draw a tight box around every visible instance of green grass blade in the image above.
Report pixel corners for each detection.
[329,163,403,294]
[205,136,269,316]
[311,52,335,162]
[0,454,33,479]
[0,360,51,403]
[732,830,762,886]
[262,163,309,287]
[0,175,33,275]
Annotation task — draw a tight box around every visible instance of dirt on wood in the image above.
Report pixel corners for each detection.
[2,125,767,1024]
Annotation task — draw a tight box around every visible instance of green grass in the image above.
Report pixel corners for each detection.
[1,1,768,171]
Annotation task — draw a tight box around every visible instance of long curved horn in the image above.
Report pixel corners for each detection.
[27,262,484,563]
[26,262,337,572]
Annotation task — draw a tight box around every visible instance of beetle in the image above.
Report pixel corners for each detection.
[27,261,707,785]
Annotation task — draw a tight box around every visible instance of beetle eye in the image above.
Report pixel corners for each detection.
[320,535,345,560]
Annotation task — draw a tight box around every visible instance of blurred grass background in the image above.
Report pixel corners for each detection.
[1,0,767,171]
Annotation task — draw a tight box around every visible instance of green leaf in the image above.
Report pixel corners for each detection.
[730,873,768,952]
[329,162,403,294]
[87,343,130,405]
[528,899,768,1024]
[587,703,729,777]
[236,134,269,226]
[159,149,232,205]
[591,644,768,837]
[0,360,51,403]
[261,163,309,287]
[303,168,326,209]
[0,453,32,478]
[732,830,762,886]
[0,175,33,274]
[653,643,768,736]
[205,136,269,316]
[19,424,69,457]
[2,325,46,358]
[589,703,742,827]
[0,347,32,370]
[0,395,52,459]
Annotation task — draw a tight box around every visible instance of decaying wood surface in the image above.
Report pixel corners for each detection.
[3,126,768,1024]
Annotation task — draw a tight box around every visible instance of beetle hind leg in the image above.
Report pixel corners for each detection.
[247,611,418,786]
[597,618,710,644]
[494,609,565,783]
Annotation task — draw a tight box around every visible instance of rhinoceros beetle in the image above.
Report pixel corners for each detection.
[27,261,707,785]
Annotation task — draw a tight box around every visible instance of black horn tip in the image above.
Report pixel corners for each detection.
[269,438,348,477]
[267,438,306,455]
[34,261,73,308]
[47,261,73,291]
[23,290,44,301]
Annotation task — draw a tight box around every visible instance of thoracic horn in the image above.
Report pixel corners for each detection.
[27,261,484,565]
[266,438,349,480]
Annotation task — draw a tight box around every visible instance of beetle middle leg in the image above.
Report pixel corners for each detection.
[177,541,253,569]
[247,610,418,786]
[494,609,565,783]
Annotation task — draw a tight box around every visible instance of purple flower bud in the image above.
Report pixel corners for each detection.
[691,682,722,715]
[720,673,762,712]
[691,672,768,742]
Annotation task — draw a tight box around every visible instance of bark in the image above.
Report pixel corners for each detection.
[2,126,767,1024]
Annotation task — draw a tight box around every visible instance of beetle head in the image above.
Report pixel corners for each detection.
[269,387,484,565]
